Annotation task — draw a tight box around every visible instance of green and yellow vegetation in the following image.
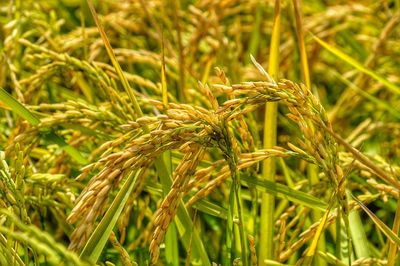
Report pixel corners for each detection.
[0,0,399,265]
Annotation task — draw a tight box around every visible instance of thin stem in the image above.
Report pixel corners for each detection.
[259,0,280,264]
[230,157,248,265]
[172,0,186,102]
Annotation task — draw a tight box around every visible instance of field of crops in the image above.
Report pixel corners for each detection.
[0,1,399,265]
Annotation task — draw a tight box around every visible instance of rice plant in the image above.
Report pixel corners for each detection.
[0,1,399,265]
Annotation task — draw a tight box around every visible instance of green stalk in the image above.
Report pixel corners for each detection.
[226,181,234,265]
[234,173,248,265]
[259,0,280,264]
[161,32,179,266]
[247,2,264,63]
[228,148,248,265]
[226,145,248,265]
[388,197,400,266]
[172,0,186,102]
[157,154,179,266]
[346,190,369,259]
[80,1,88,61]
